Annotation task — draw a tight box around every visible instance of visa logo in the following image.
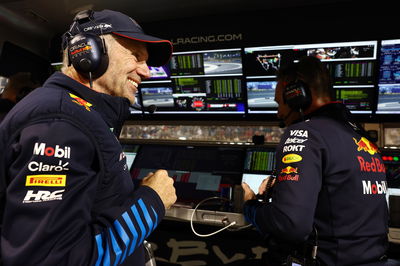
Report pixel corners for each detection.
[290,130,308,138]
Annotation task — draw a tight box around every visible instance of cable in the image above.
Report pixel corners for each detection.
[88,72,93,89]
[226,223,253,231]
[190,197,237,237]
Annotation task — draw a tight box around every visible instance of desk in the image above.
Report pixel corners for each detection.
[165,206,248,227]
[166,206,400,244]
[389,227,400,244]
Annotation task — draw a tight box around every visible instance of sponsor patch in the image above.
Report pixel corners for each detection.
[84,23,112,32]
[283,145,305,153]
[278,174,299,182]
[33,142,71,159]
[357,156,386,173]
[69,93,92,111]
[280,166,298,174]
[278,166,299,182]
[282,154,303,164]
[353,137,379,155]
[26,174,67,187]
[23,189,65,203]
[70,44,92,56]
[362,180,387,195]
[290,130,308,138]
[28,160,69,172]
[284,137,308,144]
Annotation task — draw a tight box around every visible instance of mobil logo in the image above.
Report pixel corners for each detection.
[33,142,71,159]
[362,180,387,195]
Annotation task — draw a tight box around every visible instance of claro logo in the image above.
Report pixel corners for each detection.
[362,180,387,195]
[33,143,71,159]
[28,161,69,172]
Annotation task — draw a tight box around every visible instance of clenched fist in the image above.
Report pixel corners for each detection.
[141,170,177,210]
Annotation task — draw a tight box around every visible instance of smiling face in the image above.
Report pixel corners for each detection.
[93,34,151,104]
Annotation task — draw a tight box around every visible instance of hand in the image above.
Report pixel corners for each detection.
[258,176,276,195]
[241,182,256,202]
[141,170,177,210]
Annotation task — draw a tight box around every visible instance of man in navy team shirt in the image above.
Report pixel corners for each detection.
[243,56,389,265]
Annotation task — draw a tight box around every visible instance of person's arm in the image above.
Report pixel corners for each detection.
[243,123,324,243]
[2,119,168,265]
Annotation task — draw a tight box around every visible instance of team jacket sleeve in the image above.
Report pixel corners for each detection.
[244,123,325,243]
[2,119,165,265]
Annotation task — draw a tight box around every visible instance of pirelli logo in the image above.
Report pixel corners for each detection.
[25,174,67,187]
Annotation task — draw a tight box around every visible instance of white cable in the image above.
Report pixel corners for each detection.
[190,197,237,237]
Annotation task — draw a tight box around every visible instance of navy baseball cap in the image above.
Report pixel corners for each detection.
[62,9,173,67]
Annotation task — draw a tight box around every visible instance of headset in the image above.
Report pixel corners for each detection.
[66,10,109,83]
[282,79,312,112]
[65,10,156,114]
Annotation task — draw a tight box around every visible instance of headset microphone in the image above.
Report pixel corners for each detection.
[147,104,157,114]
[131,86,157,114]
[131,102,157,114]
[278,109,294,128]
[132,92,157,114]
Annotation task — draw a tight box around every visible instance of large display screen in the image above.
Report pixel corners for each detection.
[377,39,400,114]
[243,41,378,114]
[128,40,381,117]
[132,48,245,115]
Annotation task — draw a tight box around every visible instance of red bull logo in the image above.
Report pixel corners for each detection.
[70,45,92,55]
[278,175,299,182]
[69,93,92,111]
[280,166,298,174]
[357,156,386,173]
[353,137,378,155]
[278,166,299,182]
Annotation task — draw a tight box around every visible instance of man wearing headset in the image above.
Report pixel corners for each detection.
[242,56,389,265]
[0,9,176,265]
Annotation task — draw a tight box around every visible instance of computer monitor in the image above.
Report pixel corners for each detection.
[132,48,246,115]
[148,65,171,80]
[241,173,271,195]
[246,79,278,114]
[121,144,140,171]
[243,148,276,173]
[243,41,378,114]
[170,48,242,76]
[336,86,375,113]
[377,39,400,114]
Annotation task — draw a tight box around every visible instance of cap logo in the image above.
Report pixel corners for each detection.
[84,23,112,32]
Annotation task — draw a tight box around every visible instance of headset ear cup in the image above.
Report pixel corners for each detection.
[283,80,312,111]
[68,33,108,78]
